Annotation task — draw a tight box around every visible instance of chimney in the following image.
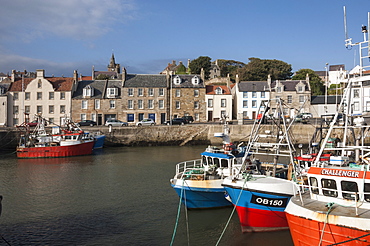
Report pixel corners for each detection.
[92,65,95,80]
[36,69,45,78]
[11,70,15,82]
[73,70,78,82]
[235,74,239,84]
[200,68,205,81]
[121,67,127,87]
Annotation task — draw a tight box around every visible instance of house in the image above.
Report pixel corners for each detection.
[7,69,75,126]
[205,84,233,122]
[233,75,270,121]
[0,78,11,126]
[310,95,342,118]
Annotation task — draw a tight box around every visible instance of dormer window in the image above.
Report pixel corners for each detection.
[192,76,200,85]
[215,87,223,95]
[276,86,283,93]
[173,75,181,85]
[83,85,94,97]
[107,87,118,98]
[296,82,305,93]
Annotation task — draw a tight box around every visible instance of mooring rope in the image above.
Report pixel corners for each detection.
[327,232,370,245]
[170,179,185,246]
[318,202,335,246]
[183,181,190,246]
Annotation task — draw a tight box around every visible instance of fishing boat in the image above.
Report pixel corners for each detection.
[222,99,301,232]
[285,10,370,245]
[17,116,97,158]
[170,117,262,209]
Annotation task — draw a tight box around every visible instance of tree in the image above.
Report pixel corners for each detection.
[175,63,187,74]
[216,59,246,80]
[236,58,293,81]
[292,69,325,96]
[188,56,212,79]
[95,74,111,80]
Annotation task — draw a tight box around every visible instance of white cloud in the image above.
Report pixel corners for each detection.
[0,0,137,40]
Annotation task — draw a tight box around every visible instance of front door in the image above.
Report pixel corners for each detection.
[208,111,213,122]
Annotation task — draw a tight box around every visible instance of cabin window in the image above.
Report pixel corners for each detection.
[341,181,359,200]
[309,177,319,194]
[321,178,338,197]
[213,158,220,167]
[364,183,370,202]
[202,156,207,165]
[207,157,213,165]
[221,159,228,168]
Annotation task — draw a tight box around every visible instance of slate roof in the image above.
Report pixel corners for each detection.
[238,81,268,91]
[311,95,342,104]
[171,74,205,88]
[124,74,168,87]
[72,80,105,99]
[271,80,309,91]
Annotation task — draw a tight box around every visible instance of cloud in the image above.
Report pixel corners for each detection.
[0,0,137,41]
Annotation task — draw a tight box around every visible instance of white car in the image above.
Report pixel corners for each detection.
[136,118,156,126]
[105,119,128,127]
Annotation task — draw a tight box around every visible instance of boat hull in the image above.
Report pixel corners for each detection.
[224,186,291,232]
[171,179,231,209]
[17,141,95,158]
[286,196,370,245]
[93,135,106,149]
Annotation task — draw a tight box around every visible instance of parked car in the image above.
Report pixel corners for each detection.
[300,113,313,119]
[182,116,194,123]
[26,120,39,127]
[165,118,187,125]
[294,115,308,124]
[77,120,97,127]
[136,118,156,126]
[105,119,128,127]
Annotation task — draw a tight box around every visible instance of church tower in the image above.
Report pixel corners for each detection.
[107,53,121,73]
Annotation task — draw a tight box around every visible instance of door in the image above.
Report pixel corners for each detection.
[252,111,256,120]
[208,111,213,122]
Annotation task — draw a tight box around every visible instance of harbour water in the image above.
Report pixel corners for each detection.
[0,146,293,245]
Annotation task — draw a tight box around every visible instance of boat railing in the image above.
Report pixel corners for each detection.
[294,182,370,215]
[181,168,206,181]
[175,159,203,175]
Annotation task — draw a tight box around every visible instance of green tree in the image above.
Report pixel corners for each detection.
[217,59,246,80]
[95,74,110,80]
[175,63,187,74]
[236,58,293,81]
[292,69,325,96]
[189,56,212,79]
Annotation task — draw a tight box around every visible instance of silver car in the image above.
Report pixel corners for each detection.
[105,119,128,127]
[136,118,156,126]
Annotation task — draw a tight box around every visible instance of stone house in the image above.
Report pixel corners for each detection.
[205,84,233,122]
[7,69,75,126]
[269,75,311,117]
[169,74,206,122]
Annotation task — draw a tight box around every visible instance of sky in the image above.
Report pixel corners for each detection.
[1,0,370,77]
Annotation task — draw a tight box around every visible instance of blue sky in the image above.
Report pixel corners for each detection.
[1,0,369,77]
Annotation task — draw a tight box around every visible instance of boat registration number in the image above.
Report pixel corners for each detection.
[250,194,288,208]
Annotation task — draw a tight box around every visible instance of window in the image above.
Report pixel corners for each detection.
[191,76,199,85]
[321,179,338,197]
[49,118,54,124]
[81,114,86,121]
[354,102,360,111]
[176,101,180,109]
[138,100,143,109]
[159,100,164,109]
[176,89,181,97]
[148,88,154,96]
[366,101,370,112]
[25,92,30,100]
[252,100,257,108]
[60,92,65,100]
[148,100,154,109]
[216,87,222,95]
[341,181,359,200]
[195,113,199,121]
[252,91,257,98]
[49,105,54,114]
[243,111,248,119]
[221,99,226,107]
[37,105,42,114]
[138,88,143,96]
[60,105,65,114]
[49,92,54,100]
[128,100,133,109]
[159,88,164,96]
[364,183,370,202]
[38,80,42,88]
[243,92,248,98]
[81,100,87,109]
[277,87,282,93]
[221,111,226,117]
[299,95,304,103]
[13,93,18,100]
[83,85,93,97]
[194,89,199,97]
[243,100,248,108]
[309,177,319,194]
[13,118,18,125]
[194,101,199,109]
[287,95,292,103]
[37,92,42,100]
[109,100,115,109]
[354,89,360,98]
[208,99,213,108]
[173,75,181,85]
[91,114,96,122]
[261,91,265,98]
[25,105,30,113]
[107,88,118,98]
[298,86,304,92]
[127,114,134,122]
[95,99,100,109]
[13,106,19,114]
[128,88,133,96]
